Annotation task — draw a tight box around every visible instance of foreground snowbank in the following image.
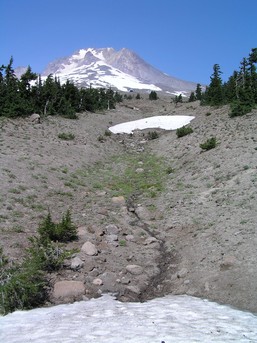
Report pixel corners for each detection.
[109,115,194,134]
[1,294,257,342]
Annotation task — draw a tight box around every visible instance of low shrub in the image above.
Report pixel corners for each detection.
[0,247,46,315]
[229,101,254,117]
[38,210,78,243]
[97,135,106,143]
[200,137,217,151]
[58,132,75,140]
[147,131,159,140]
[176,126,193,138]
[0,210,78,315]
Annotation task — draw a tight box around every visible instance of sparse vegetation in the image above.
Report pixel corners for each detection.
[200,137,217,151]
[104,129,112,137]
[38,210,78,243]
[149,91,158,100]
[58,132,75,140]
[147,131,159,140]
[176,126,193,138]
[0,210,77,315]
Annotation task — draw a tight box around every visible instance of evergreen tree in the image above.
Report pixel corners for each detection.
[204,64,223,106]
[149,91,158,100]
[195,83,202,100]
[188,92,196,102]
[1,57,25,117]
[174,94,183,105]
[0,56,123,118]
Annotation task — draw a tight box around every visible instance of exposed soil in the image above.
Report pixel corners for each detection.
[1,96,257,313]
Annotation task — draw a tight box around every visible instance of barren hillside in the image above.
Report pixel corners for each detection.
[0,96,256,313]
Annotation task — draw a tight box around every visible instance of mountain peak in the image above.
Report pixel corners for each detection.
[41,47,198,94]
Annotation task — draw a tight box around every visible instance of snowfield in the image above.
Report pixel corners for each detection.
[1,294,257,342]
[109,115,195,134]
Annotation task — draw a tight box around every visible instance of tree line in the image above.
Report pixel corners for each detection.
[0,57,123,118]
[189,48,257,117]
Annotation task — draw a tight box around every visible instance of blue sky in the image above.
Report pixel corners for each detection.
[1,0,256,84]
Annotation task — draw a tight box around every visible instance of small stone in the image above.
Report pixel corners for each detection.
[126,264,144,275]
[125,235,134,241]
[126,285,141,295]
[111,196,125,205]
[177,268,188,278]
[106,234,118,242]
[105,224,120,235]
[121,277,131,285]
[96,191,107,196]
[220,256,236,271]
[77,226,87,238]
[30,113,40,123]
[70,257,84,270]
[135,168,144,173]
[92,278,103,286]
[144,237,158,245]
[81,241,98,256]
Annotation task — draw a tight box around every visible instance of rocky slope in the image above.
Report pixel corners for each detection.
[0,97,256,313]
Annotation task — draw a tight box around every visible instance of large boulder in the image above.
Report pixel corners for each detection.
[52,280,85,300]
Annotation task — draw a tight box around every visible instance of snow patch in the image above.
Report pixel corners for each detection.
[1,294,256,342]
[109,115,194,134]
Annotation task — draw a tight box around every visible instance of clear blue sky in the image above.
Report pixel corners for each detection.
[1,0,256,84]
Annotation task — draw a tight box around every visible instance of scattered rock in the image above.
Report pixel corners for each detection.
[120,276,131,285]
[144,237,158,245]
[92,278,103,286]
[81,241,98,256]
[77,226,87,238]
[70,257,84,270]
[111,196,126,205]
[125,285,141,295]
[106,234,118,242]
[125,234,134,241]
[126,264,144,275]
[105,224,120,235]
[30,113,40,123]
[220,256,236,271]
[135,168,144,173]
[177,268,188,278]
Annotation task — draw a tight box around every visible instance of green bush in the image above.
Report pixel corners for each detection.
[147,131,159,140]
[229,101,253,117]
[38,210,78,243]
[149,91,158,100]
[0,210,78,315]
[104,129,112,137]
[200,137,217,150]
[58,132,75,140]
[176,126,193,138]
[0,247,46,315]
[27,237,72,271]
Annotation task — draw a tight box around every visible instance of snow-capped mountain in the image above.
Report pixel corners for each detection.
[41,47,198,94]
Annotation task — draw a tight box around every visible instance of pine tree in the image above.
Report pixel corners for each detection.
[188,92,196,102]
[204,64,223,105]
[195,83,202,100]
[149,91,158,100]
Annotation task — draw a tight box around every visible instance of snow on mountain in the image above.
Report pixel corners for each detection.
[41,48,199,94]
